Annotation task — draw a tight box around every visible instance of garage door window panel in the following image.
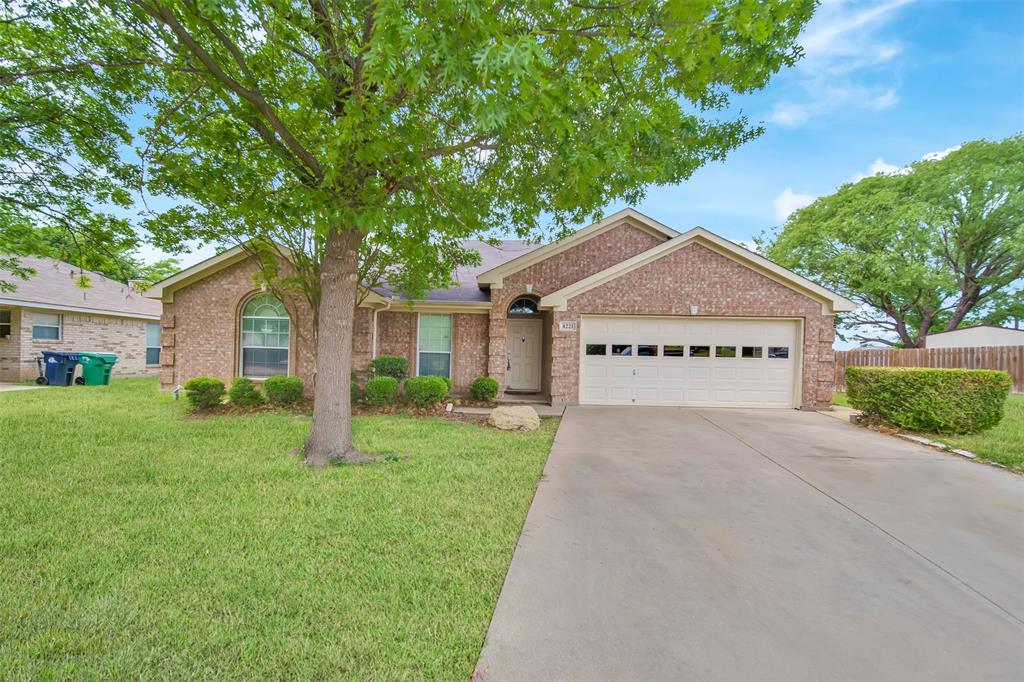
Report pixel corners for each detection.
[663,344,686,357]
[637,344,658,357]
[611,344,632,356]
[768,346,790,359]
[716,346,737,358]
[585,344,607,356]
[742,346,763,359]
[689,345,710,358]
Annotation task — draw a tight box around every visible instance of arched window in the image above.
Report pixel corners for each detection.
[508,297,539,315]
[240,294,290,377]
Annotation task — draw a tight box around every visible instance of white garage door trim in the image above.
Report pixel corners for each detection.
[578,315,803,408]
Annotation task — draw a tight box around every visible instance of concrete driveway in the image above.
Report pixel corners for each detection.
[476,407,1024,681]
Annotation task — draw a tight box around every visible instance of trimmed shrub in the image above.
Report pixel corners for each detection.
[229,377,265,407]
[183,377,225,410]
[470,376,500,402]
[370,355,410,381]
[403,375,449,407]
[264,375,304,407]
[847,367,1011,434]
[351,373,363,404]
[441,376,453,393]
[364,376,398,406]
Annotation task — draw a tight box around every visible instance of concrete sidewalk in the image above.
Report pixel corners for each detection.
[475,406,1024,681]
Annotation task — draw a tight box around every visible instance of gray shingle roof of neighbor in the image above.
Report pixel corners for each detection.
[1,256,162,318]
[373,239,541,303]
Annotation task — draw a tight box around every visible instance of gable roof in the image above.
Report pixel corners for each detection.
[0,256,161,320]
[475,208,678,289]
[145,240,539,305]
[539,227,858,314]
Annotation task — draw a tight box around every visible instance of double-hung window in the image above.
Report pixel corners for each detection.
[240,294,290,377]
[417,313,451,378]
[32,312,61,340]
[146,323,161,365]
[0,309,11,338]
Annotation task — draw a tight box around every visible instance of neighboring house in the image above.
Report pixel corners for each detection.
[924,325,1024,348]
[0,256,162,382]
[144,209,856,409]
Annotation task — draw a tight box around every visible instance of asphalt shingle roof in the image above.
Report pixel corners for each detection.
[2,256,162,318]
[374,239,540,302]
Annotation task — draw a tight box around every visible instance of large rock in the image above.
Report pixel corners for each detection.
[488,405,541,432]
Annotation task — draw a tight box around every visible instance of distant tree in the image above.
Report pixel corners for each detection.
[761,136,1024,347]
[10,0,815,465]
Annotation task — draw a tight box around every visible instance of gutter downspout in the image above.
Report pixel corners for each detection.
[371,296,393,360]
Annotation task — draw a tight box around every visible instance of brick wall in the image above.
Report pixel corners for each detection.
[552,242,835,408]
[0,305,157,381]
[158,257,317,391]
[487,220,666,393]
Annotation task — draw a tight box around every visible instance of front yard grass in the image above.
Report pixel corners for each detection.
[833,391,1023,471]
[0,378,558,679]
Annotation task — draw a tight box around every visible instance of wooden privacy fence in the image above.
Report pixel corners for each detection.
[835,346,1024,393]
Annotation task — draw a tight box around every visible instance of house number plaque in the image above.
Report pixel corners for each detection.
[558,321,578,332]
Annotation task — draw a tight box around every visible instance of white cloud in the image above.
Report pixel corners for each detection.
[766,0,912,127]
[851,146,963,181]
[869,88,900,110]
[773,188,816,221]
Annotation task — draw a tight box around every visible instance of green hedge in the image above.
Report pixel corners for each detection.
[264,375,304,407]
[229,377,264,407]
[470,376,499,401]
[183,377,225,410]
[846,367,1011,434]
[403,376,450,407]
[364,376,398,406]
[370,355,409,381]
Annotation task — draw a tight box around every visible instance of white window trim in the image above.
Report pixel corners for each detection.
[31,312,62,341]
[145,322,162,366]
[238,297,291,379]
[416,313,452,378]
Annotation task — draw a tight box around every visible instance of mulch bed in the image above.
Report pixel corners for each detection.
[185,399,493,425]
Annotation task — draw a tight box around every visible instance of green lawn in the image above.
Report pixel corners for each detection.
[0,379,558,679]
[833,391,1023,471]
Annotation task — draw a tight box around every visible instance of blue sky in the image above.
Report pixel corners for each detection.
[142,0,1024,265]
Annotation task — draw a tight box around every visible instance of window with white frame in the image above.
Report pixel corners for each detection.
[0,309,11,338]
[32,312,61,340]
[240,294,290,377]
[417,313,451,378]
[146,322,161,365]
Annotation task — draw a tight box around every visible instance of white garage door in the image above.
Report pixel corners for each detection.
[580,316,800,407]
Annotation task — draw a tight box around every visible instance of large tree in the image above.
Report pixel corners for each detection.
[0,1,152,290]
[10,0,814,464]
[762,136,1024,347]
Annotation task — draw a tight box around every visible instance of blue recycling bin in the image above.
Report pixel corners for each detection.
[40,351,79,386]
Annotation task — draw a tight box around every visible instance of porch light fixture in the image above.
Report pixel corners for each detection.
[689,304,699,315]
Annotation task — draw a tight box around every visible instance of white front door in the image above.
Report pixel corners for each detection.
[506,318,543,391]
[580,316,800,407]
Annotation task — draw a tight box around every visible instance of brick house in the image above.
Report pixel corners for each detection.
[0,257,162,382]
[144,209,855,409]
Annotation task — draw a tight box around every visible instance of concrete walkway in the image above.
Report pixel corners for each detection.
[476,406,1024,681]
[0,382,43,392]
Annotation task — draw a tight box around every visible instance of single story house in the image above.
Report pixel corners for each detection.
[924,325,1024,349]
[0,256,163,382]
[145,209,856,409]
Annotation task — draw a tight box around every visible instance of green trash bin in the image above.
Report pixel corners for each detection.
[78,352,118,385]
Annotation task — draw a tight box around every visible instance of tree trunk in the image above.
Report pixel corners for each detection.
[304,227,368,466]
